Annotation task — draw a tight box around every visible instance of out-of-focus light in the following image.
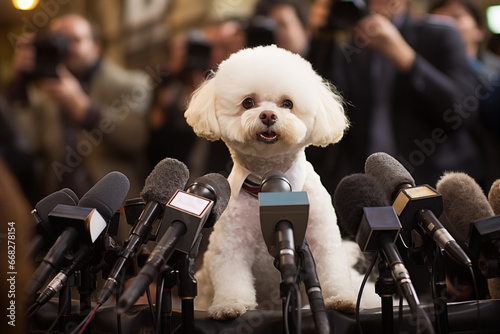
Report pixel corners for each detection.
[12,0,39,10]
[487,5,500,34]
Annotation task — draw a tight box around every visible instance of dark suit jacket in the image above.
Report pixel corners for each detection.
[307,13,486,196]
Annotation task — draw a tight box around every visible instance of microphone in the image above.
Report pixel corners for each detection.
[488,179,500,215]
[487,179,500,298]
[154,173,231,247]
[333,173,423,315]
[437,172,500,295]
[97,158,189,305]
[259,170,309,285]
[183,173,231,229]
[25,172,130,301]
[365,152,471,267]
[436,172,495,247]
[116,173,230,313]
[28,188,79,259]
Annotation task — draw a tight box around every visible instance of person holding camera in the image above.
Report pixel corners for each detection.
[6,14,151,200]
[306,0,486,197]
[429,0,500,190]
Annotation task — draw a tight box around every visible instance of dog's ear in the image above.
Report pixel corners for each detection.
[310,81,349,147]
[185,77,221,141]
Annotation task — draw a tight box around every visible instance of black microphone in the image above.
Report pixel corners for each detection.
[97,158,189,305]
[365,152,472,267]
[333,173,422,315]
[259,170,309,285]
[116,173,230,313]
[28,188,79,259]
[183,173,231,229]
[25,171,130,301]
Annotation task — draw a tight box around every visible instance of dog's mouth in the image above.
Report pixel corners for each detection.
[257,131,279,144]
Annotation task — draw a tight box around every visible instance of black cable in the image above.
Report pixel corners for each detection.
[116,269,126,334]
[294,283,302,333]
[46,296,70,333]
[468,266,481,331]
[355,254,377,334]
[69,302,100,334]
[397,293,403,333]
[146,285,157,329]
[156,272,165,334]
[284,289,292,334]
[27,302,41,319]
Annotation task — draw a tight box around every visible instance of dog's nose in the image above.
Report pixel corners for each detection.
[260,111,277,126]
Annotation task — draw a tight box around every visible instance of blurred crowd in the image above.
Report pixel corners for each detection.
[2,0,499,207]
[1,0,500,307]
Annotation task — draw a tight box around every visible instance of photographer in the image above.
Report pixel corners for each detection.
[6,14,151,200]
[306,0,486,197]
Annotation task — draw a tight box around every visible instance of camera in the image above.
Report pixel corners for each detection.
[327,0,370,30]
[244,16,276,48]
[29,31,69,79]
[184,32,211,73]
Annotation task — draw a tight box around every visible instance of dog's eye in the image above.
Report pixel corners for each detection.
[242,98,255,109]
[281,100,293,109]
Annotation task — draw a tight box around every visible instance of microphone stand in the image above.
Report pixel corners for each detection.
[178,234,202,334]
[431,245,449,334]
[58,279,72,333]
[79,262,96,334]
[277,239,331,334]
[155,264,175,334]
[155,234,203,334]
[280,277,301,334]
[375,254,396,334]
[412,231,448,334]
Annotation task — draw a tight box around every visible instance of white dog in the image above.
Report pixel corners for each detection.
[185,45,360,320]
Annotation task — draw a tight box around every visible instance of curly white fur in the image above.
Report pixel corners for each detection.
[185,45,374,320]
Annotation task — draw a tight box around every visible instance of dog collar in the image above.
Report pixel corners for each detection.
[241,177,261,198]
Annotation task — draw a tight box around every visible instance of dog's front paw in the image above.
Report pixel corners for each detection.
[324,295,357,314]
[208,302,255,320]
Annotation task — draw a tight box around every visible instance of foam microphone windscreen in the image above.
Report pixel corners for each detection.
[79,171,130,221]
[364,152,416,198]
[488,179,500,215]
[333,173,390,237]
[140,157,189,205]
[436,171,494,245]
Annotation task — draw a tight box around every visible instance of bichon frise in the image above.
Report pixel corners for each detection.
[185,45,359,320]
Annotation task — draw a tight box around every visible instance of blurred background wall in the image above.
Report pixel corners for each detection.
[0,0,498,87]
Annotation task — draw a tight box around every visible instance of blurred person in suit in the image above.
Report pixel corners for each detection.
[254,0,311,56]
[429,0,500,189]
[306,0,485,197]
[6,14,151,200]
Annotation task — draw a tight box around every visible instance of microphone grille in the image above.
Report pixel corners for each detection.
[79,171,130,221]
[201,173,231,227]
[365,152,415,198]
[260,170,292,192]
[334,173,390,237]
[140,158,189,204]
[436,171,494,244]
